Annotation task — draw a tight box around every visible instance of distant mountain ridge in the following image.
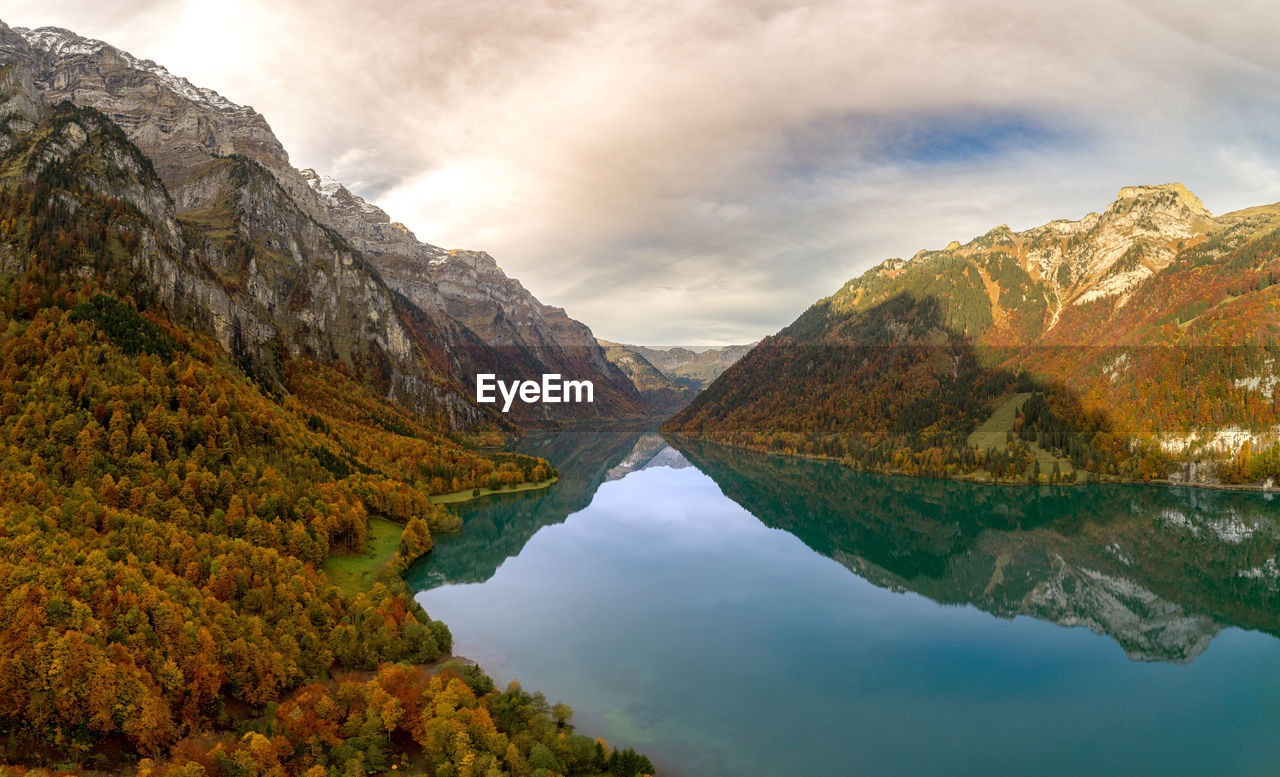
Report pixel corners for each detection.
[667,183,1280,487]
[598,340,755,412]
[0,21,646,424]
[596,340,696,412]
[623,343,757,390]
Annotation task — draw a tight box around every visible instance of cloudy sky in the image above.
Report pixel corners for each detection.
[6,0,1280,344]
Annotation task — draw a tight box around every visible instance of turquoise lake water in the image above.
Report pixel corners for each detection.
[408,431,1280,777]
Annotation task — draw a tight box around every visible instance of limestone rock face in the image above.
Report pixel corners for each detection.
[0,58,39,147]
[297,169,645,419]
[2,25,288,185]
[830,181,1231,341]
[1045,182,1213,309]
[0,24,491,429]
[899,182,1219,327]
[785,179,1279,350]
[299,169,617,362]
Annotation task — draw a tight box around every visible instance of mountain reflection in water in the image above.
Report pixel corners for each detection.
[673,437,1280,664]
[410,430,1280,777]
[410,431,1280,664]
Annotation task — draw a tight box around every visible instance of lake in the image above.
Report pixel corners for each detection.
[407,430,1280,777]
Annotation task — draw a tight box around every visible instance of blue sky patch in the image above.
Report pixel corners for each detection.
[887,113,1073,165]
[780,110,1081,184]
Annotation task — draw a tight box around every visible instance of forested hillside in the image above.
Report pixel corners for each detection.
[0,34,652,777]
[667,184,1280,487]
[0,188,666,773]
[596,341,696,412]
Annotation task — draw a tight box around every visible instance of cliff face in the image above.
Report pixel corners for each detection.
[301,169,647,421]
[0,21,647,424]
[0,55,492,429]
[668,183,1280,485]
[0,25,289,183]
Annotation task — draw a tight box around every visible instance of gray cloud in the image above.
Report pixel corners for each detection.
[7,0,1280,344]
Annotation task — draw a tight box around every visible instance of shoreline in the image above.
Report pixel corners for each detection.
[326,653,480,687]
[429,476,559,505]
[664,433,1280,495]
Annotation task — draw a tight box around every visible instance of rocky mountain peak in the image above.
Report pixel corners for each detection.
[828,182,1255,347]
[0,16,649,420]
[1057,182,1216,307]
[14,25,256,119]
[1114,182,1210,218]
[1091,182,1213,249]
[300,167,387,222]
[0,21,290,185]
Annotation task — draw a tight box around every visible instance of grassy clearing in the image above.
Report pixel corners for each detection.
[968,391,1076,481]
[321,478,559,595]
[967,392,1031,449]
[323,515,403,597]
[428,476,558,505]
[1027,441,1075,480]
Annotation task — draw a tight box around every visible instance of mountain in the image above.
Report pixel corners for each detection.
[598,340,755,412]
[622,342,755,390]
[597,339,697,411]
[0,21,649,775]
[405,430,650,590]
[300,169,648,422]
[0,22,647,425]
[666,183,1280,487]
[0,51,488,431]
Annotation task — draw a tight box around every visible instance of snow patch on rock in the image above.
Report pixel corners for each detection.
[17,26,254,118]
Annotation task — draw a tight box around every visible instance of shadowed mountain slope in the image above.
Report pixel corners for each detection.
[667,184,1280,487]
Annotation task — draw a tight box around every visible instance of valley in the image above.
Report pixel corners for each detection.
[1,12,1280,777]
